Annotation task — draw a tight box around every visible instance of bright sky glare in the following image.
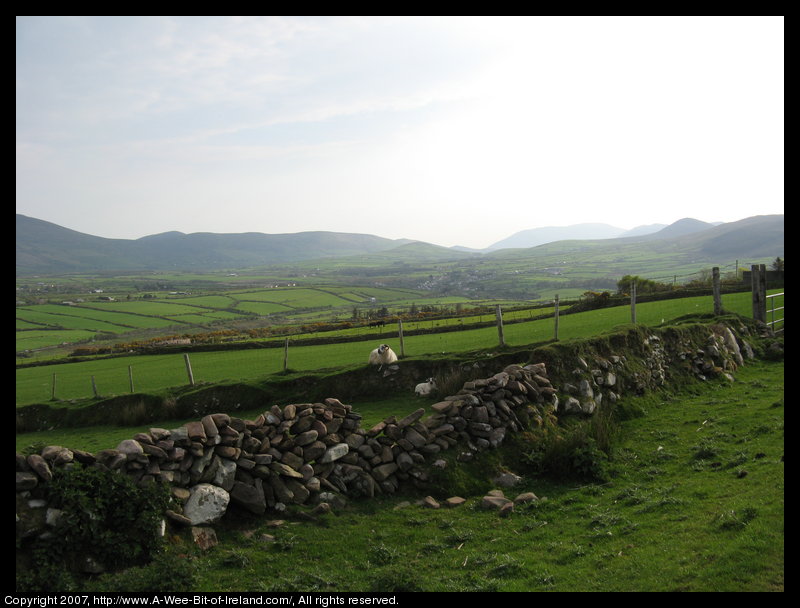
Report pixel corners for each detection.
[16,16,784,250]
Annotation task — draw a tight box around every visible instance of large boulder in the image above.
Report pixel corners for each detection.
[183,483,230,525]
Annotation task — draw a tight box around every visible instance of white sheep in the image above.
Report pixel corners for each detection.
[414,377,437,397]
[369,343,398,369]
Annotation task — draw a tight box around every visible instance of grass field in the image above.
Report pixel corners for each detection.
[19,357,783,592]
[15,290,776,406]
[193,358,784,592]
[16,285,518,356]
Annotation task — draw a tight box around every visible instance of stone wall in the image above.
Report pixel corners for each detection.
[16,321,759,554]
[17,361,559,528]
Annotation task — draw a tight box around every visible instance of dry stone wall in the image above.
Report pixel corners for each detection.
[16,321,758,546]
[17,362,559,530]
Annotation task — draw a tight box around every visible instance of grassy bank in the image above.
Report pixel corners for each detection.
[172,359,783,592]
[33,355,782,593]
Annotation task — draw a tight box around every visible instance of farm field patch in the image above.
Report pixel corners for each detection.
[15,291,765,406]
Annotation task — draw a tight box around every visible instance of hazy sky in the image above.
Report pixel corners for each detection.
[16,16,784,250]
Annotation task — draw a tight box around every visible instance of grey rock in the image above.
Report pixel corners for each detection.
[492,472,522,488]
[320,443,350,463]
[16,472,38,491]
[183,484,230,525]
[116,439,143,456]
[230,480,266,515]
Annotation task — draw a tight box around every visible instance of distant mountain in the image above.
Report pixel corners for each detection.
[485,223,626,251]
[646,218,716,239]
[486,214,783,265]
[685,215,784,258]
[620,223,668,237]
[15,215,414,274]
[16,213,783,276]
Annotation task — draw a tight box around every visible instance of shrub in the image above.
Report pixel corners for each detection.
[522,421,612,483]
[85,550,198,592]
[17,466,171,592]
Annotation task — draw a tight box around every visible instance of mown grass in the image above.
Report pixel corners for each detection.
[175,358,781,592]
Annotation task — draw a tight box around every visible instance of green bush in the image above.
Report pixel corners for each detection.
[85,550,198,592]
[16,465,171,592]
[522,423,612,483]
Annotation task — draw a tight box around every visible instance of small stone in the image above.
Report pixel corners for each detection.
[165,510,193,526]
[481,495,513,510]
[26,454,52,481]
[320,443,350,463]
[514,492,539,504]
[116,439,143,456]
[492,472,522,488]
[397,408,426,428]
[191,526,218,551]
[230,480,266,515]
[16,472,38,491]
[444,497,466,508]
[201,415,219,438]
[420,496,440,509]
[311,502,332,515]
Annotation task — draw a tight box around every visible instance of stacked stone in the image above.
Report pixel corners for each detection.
[16,364,560,528]
[426,363,558,455]
[560,355,626,415]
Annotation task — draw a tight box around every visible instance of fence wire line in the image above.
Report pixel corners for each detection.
[645,261,762,284]
[20,288,780,406]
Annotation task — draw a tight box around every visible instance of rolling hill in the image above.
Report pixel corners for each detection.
[15,215,414,274]
[483,215,783,271]
[16,213,783,276]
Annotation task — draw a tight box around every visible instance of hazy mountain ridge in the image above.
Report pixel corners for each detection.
[16,213,783,275]
[15,215,414,274]
[485,223,629,251]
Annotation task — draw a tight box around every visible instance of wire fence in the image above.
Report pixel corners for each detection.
[16,284,780,407]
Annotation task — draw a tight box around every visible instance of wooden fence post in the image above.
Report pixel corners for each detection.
[712,267,722,315]
[554,294,560,341]
[51,373,57,401]
[398,320,405,357]
[128,365,135,393]
[91,375,99,398]
[184,353,195,386]
[283,338,289,372]
[496,304,505,347]
[751,264,767,322]
[630,280,637,324]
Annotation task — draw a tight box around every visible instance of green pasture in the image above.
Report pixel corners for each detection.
[165,295,239,308]
[16,285,545,355]
[16,358,784,592]
[81,300,212,316]
[235,301,292,315]
[16,330,99,352]
[15,290,769,406]
[18,304,162,328]
[16,320,44,330]
[16,309,133,333]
